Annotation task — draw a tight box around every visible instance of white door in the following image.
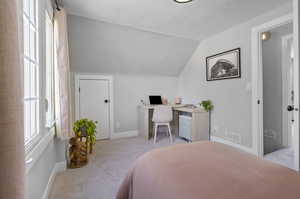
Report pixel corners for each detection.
[292,38,300,171]
[79,79,110,140]
[287,38,295,148]
[286,36,299,170]
[283,36,299,170]
[282,36,295,148]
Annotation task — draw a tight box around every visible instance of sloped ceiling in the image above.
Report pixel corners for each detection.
[65,0,292,76]
[64,0,291,40]
[68,15,199,76]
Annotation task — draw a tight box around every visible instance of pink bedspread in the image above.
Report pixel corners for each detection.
[116,141,300,199]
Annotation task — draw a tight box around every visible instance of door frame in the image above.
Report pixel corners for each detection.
[251,14,293,157]
[75,74,114,139]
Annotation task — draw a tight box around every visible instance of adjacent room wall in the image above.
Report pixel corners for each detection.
[26,1,66,199]
[262,23,293,154]
[177,3,292,148]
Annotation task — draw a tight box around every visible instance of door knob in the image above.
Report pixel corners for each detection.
[287,105,294,112]
[104,99,109,103]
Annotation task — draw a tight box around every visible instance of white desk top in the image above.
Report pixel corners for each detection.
[139,104,206,113]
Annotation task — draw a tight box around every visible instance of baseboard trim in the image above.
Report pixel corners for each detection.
[211,136,256,155]
[111,130,139,139]
[41,161,66,199]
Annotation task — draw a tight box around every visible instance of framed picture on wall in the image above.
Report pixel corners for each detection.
[206,48,241,81]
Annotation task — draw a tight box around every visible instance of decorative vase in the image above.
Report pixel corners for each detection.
[68,137,88,169]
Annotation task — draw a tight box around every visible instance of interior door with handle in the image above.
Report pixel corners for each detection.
[285,37,299,170]
[290,34,300,171]
[79,79,110,140]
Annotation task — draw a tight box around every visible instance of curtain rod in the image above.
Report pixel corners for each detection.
[55,0,61,11]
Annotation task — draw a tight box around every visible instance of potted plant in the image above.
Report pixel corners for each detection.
[73,118,98,154]
[200,100,214,112]
[200,100,214,140]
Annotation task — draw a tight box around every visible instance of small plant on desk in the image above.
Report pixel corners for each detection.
[200,100,214,112]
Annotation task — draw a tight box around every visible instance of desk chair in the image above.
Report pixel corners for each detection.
[152,105,173,144]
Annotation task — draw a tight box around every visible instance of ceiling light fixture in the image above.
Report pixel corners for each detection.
[174,0,193,4]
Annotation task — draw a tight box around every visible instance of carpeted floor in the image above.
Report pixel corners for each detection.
[264,147,295,170]
[49,135,187,199]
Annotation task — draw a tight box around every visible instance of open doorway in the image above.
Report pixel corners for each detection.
[261,23,295,169]
[252,14,299,171]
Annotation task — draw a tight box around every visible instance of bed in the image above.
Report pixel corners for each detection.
[116,141,300,199]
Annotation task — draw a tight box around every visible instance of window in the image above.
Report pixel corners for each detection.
[45,12,55,127]
[23,0,39,147]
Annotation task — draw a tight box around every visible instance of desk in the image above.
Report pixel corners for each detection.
[138,105,209,142]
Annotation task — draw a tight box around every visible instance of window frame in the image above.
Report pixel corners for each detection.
[23,0,41,152]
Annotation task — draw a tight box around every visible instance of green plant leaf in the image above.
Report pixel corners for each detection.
[73,118,99,138]
[200,100,214,112]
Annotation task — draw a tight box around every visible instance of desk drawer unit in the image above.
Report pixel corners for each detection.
[179,115,192,141]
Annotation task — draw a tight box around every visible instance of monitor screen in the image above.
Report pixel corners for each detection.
[149,96,163,105]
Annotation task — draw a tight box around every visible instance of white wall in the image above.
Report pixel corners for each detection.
[178,4,292,148]
[26,139,65,199]
[262,23,293,154]
[114,74,178,133]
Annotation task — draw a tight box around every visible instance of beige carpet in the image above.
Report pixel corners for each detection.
[264,147,295,170]
[49,135,186,199]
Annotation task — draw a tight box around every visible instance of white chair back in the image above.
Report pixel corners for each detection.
[152,105,173,123]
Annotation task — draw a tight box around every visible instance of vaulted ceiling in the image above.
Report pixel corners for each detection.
[67,15,199,76]
[63,0,291,40]
[64,0,292,76]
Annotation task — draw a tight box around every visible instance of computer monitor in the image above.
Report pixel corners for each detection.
[149,96,163,105]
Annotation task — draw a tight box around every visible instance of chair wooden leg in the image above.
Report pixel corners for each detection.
[154,124,158,144]
[167,123,173,143]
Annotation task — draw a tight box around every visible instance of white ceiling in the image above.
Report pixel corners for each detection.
[63,0,291,40]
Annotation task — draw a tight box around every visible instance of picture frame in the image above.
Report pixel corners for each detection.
[206,48,241,81]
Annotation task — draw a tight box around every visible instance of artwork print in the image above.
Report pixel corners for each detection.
[206,48,241,81]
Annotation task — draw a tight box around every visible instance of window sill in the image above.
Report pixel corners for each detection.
[25,128,55,174]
